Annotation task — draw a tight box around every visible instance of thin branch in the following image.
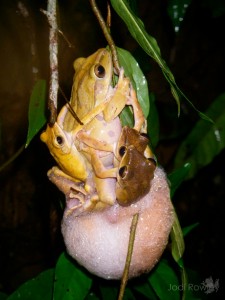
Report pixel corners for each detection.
[118,213,139,300]
[41,0,58,125]
[89,0,120,74]
[0,144,25,173]
[59,87,83,125]
[106,1,111,28]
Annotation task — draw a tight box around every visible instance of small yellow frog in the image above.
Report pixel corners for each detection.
[41,100,114,211]
[40,104,92,208]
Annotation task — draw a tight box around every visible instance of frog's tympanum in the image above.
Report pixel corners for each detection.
[41,48,174,280]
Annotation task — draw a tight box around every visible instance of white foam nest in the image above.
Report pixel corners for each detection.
[61,167,174,279]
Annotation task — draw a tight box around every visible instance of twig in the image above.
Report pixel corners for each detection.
[118,213,139,300]
[89,0,120,74]
[59,87,83,125]
[41,0,58,125]
[0,144,25,173]
[106,2,111,28]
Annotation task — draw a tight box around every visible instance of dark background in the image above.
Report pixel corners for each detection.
[0,0,224,296]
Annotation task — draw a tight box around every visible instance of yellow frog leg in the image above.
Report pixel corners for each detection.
[83,148,118,179]
[72,100,110,135]
[76,130,114,152]
[127,85,145,132]
[92,176,116,206]
[103,69,130,122]
[47,166,87,195]
[102,68,145,132]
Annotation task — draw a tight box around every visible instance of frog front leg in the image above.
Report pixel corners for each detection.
[80,147,118,206]
[103,68,145,132]
[76,130,114,152]
[127,85,145,132]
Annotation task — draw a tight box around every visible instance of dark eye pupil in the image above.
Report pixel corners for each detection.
[119,166,127,179]
[119,146,126,157]
[56,136,63,145]
[94,64,105,78]
[140,132,149,139]
[148,157,157,166]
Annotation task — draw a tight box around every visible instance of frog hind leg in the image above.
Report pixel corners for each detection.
[47,166,87,196]
[94,176,116,207]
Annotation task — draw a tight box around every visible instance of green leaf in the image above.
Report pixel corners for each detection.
[84,292,100,300]
[170,211,185,263]
[110,0,212,122]
[53,252,92,300]
[119,106,134,128]
[167,0,192,33]
[117,47,150,119]
[26,79,47,147]
[110,0,181,112]
[99,283,118,300]
[7,269,54,300]
[123,287,136,300]
[168,163,191,197]
[132,279,158,299]
[0,292,8,300]
[174,93,225,179]
[147,92,159,147]
[148,259,180,300]
[182,223,199,237]
[180,264,188,300]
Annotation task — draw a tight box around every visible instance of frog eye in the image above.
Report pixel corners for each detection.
[148,157,157,166]
[94,64,105,78]
[140,132,149,139]
[119,146,126,157]
[119,166,128,179]
[56,135,64,145]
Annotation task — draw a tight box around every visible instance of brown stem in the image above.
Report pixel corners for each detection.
[41,0,58,125]
[118,213,139,300]
[106,1,111,28]
[89,0,120,74]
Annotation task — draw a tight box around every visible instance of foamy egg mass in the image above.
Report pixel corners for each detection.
[61,167,174,279]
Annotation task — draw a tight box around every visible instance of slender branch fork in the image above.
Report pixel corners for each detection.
[41,0,58,125]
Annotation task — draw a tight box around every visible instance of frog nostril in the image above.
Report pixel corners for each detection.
[56,135,64,145]
[119,146,126,157]
[119,166,128,179]
[94,64,105,78]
